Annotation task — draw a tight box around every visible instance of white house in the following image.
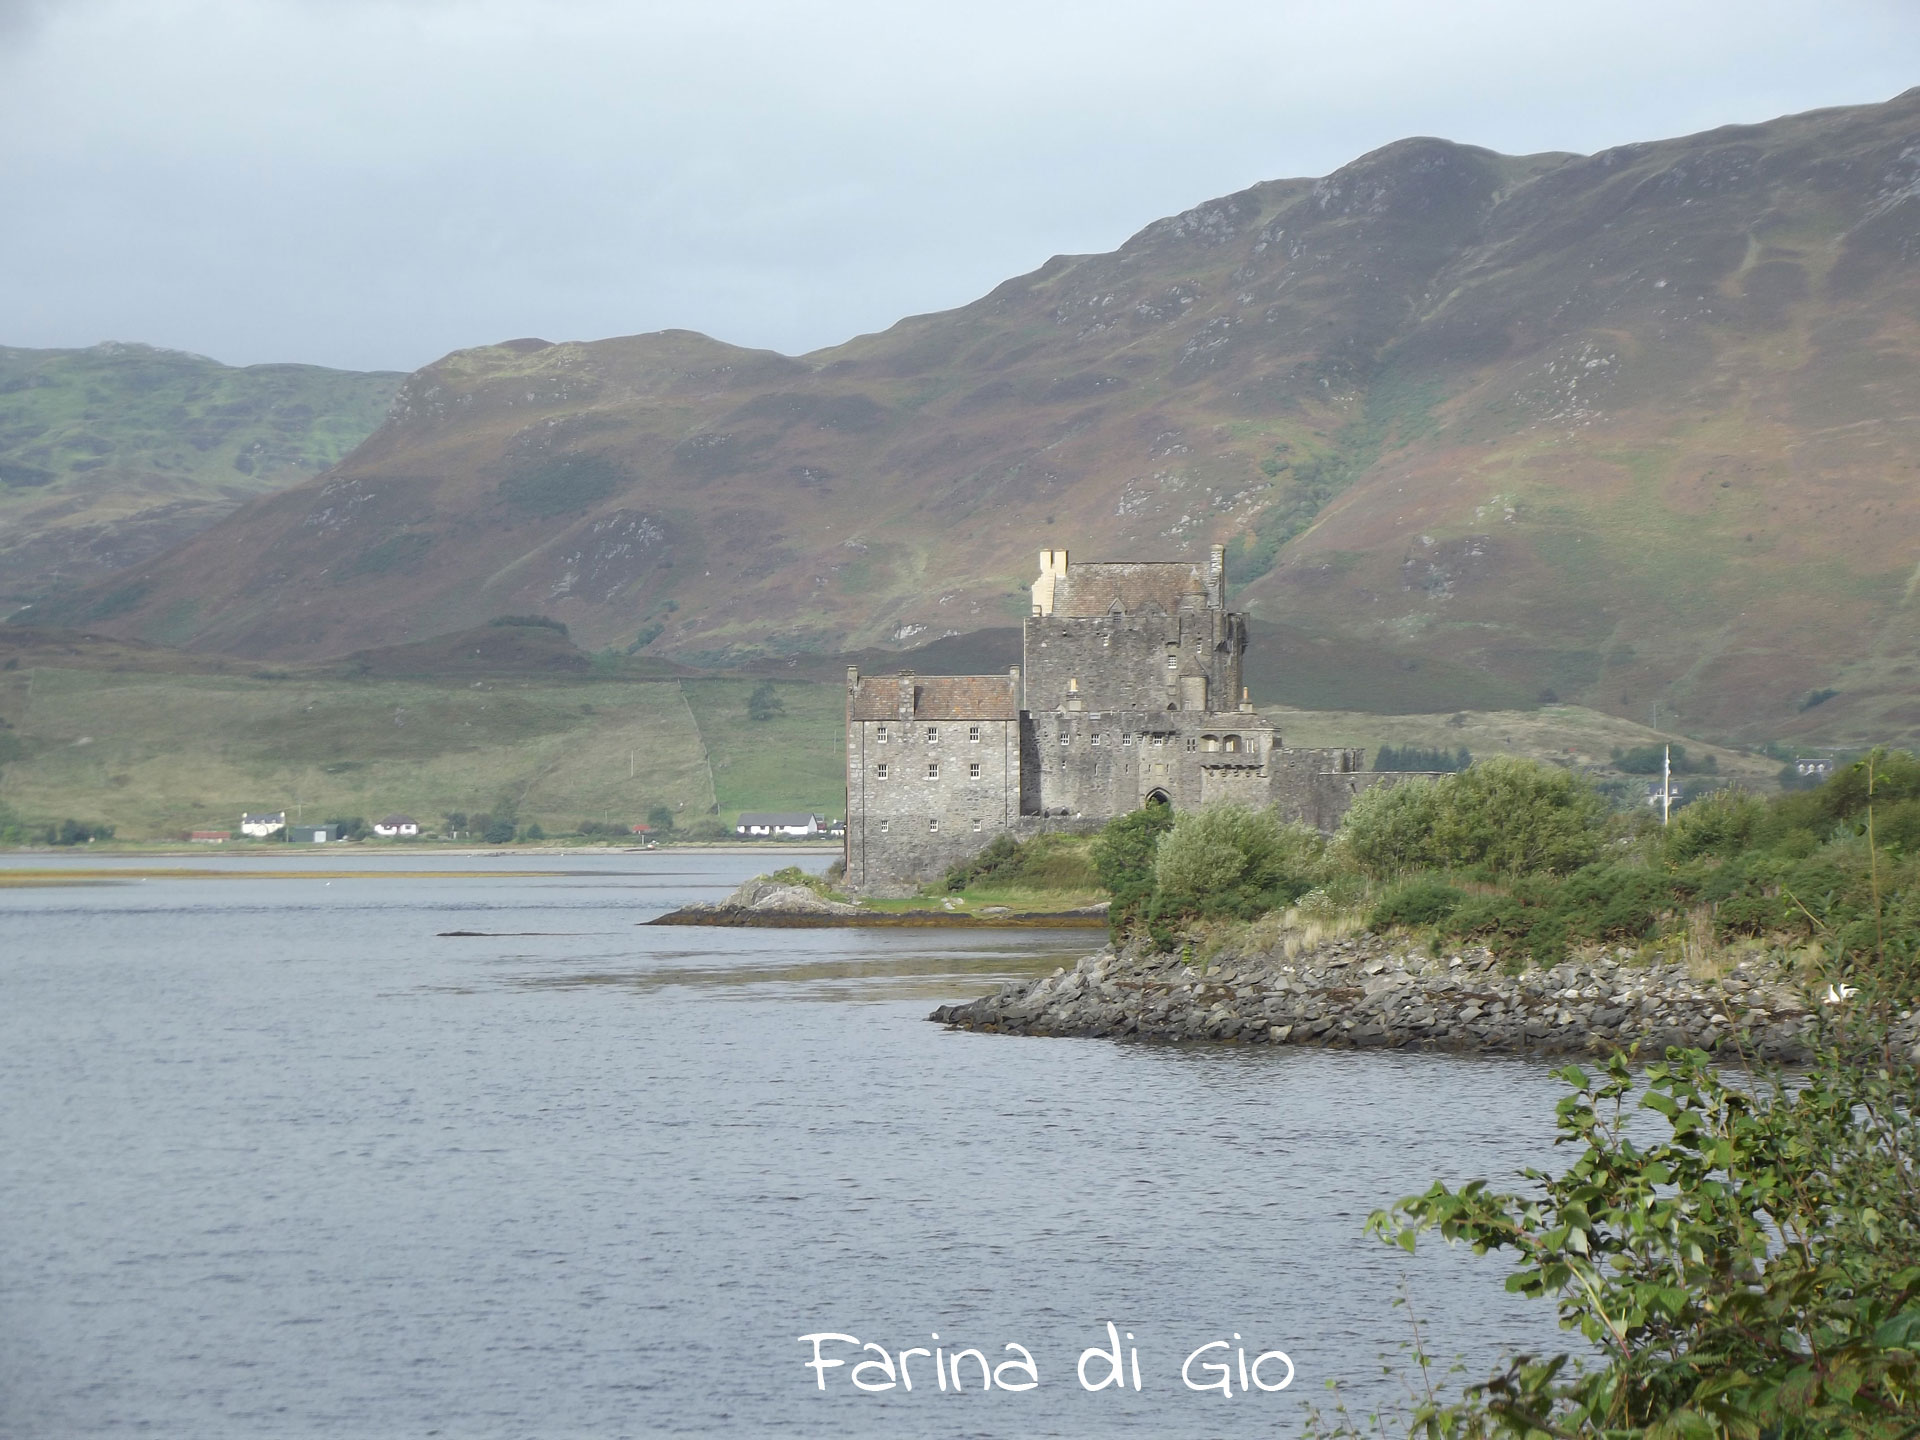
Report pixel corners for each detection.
[373,813,420,837]
[240,811,286,838]
[735,811,830,838]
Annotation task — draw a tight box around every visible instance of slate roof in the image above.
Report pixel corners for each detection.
[848,672,1019,721]
[1051,561,1211,618]
[378,813,416,826]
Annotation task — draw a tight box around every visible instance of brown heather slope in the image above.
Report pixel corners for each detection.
[41,91,1920,744]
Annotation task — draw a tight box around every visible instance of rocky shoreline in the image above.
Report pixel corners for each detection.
[930,931,1920,1063]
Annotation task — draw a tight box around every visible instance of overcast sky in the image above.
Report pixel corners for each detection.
[3,0,1917,374]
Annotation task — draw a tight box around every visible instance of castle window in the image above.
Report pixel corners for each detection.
[972,818,982,832]
[968,725,981,743]
[1090,732,1100,745]
[879,820,889,834]
[1186,738,1198,752]
[1224,735,1242,752]
[929,818,939,832]
[1166,655,1178,671]
[927,762,940,779]
[969,762,981,779]
[1059,731,1070,746]
[875,762,888,779]
[1121,733,1133,746]
[926,726,938,742]
[876,725,888,743]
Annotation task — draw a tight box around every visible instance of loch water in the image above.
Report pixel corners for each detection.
[1,851,1581,1438]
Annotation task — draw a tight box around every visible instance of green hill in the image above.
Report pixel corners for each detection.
[34,92,1920,745]
[0,343,400,614]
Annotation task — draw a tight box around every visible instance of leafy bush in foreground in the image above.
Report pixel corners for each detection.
[1369,1046,1920,1440]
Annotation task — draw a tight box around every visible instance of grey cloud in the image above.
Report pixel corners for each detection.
[3,1,1919,371]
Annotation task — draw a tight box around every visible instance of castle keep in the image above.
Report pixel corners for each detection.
[843,547,1380,894]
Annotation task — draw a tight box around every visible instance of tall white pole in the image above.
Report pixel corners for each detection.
[1662,744,1672,828]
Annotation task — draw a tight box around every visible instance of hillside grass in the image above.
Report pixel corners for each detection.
[1265,702,1781,790]
[0,667,843,840]
[679,677,846,821]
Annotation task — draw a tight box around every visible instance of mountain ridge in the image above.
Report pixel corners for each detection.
[30,89,1920,744]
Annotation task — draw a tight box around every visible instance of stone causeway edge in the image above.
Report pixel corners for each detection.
[929,934,1920,1063]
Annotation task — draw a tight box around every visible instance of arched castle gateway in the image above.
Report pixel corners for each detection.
[842,546,1384,895]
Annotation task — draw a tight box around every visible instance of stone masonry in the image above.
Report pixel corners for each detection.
[842,547,1397,894]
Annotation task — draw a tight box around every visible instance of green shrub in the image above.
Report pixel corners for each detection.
[49,818,114,846]
[1340,757,1605,877]
[1151,804,1323,924]
[1092,801,1174,937]
[1373,744,1471,772]
[487,613,568,634]
[1369,879,1465,930]
[746,682,785,721]
[1662,787,1767,861]
[943,832,1098,894]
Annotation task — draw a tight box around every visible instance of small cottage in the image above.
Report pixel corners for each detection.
[735,812,829,838]
[373,814,420,838]
[240,811,286,838]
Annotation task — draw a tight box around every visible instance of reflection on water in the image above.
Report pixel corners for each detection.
[1,850,1582,1439]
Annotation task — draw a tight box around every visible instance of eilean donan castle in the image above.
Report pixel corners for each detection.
[842,547,1383,894]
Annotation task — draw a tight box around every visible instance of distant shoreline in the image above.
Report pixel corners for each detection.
[0,842,842,860]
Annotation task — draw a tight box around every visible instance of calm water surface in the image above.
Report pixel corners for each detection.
[1,851,1580,1438]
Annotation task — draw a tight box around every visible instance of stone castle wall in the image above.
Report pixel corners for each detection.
[841,548,1394,894]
